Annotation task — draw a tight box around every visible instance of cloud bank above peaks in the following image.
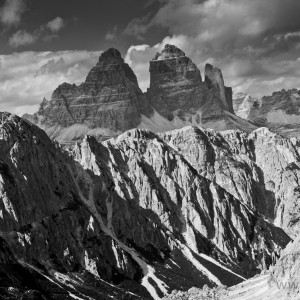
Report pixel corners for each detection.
[125,0,300,97]
[0,50,100,115]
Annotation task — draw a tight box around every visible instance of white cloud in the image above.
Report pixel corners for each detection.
[125,44,157,91]
[284,31,300,40]
[0,50,101,115]
[9,30,37,47]
[0,0,26,26]
[46,17,65,33]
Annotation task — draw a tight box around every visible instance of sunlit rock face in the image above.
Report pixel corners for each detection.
[0,112,291,299]
[248,128,300,238]
[24,44,257,145]
[160,126,300,239]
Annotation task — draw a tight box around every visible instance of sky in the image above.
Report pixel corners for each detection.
[0,0,300,115]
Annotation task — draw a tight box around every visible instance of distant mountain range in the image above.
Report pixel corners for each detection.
[233,89,300,137]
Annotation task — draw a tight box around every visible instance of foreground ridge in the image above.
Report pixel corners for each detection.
[1,112,297,299]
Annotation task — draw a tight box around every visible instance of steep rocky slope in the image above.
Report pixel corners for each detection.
[160,126,300,238]
[24,45,256,145]
[0,112,148,299]
[0,112,290,299]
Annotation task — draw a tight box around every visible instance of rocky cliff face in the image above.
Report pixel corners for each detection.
[147,44,212,121]
[25,48,152,144]
[144,45,250,133]
[0,112,291,299]
[24,45,256,145]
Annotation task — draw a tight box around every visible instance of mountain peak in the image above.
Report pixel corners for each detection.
[84,47,139,87]
[153,44,186,60]
[98,48,123,65]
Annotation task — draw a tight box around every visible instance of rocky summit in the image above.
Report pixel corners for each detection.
[1,111,298,299]
[24,44,256,145]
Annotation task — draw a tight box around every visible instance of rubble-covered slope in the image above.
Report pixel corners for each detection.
[163,236,300,300]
